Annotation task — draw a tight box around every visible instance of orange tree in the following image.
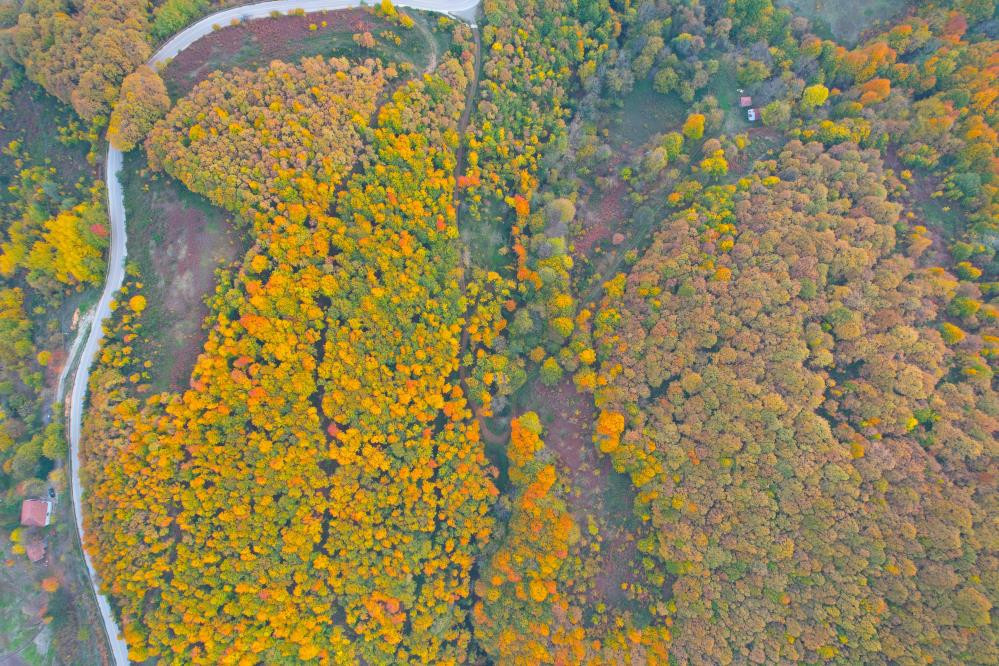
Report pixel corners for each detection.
[81,52,499,664]
[473,413,671,665]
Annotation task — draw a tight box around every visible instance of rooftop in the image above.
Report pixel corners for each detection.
[20,499,52,527]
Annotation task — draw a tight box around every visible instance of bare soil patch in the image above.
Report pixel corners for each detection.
[165,9,371,96]
[529,379,642,607]
[156,201,240,389]
[574,179,627,259]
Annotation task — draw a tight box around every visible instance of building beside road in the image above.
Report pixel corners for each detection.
[20,498,53,527]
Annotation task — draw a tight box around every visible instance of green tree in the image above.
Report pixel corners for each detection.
[761,100,792,127]
[653,66,679,94]
[661,132,684,160]
[540,356,563,386]
[41,419,67,461]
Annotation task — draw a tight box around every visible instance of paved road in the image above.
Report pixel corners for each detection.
[149,0,478,65]
[69,145,128,666]
[68,2,479,664]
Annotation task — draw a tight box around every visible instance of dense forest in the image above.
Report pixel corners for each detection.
[0,0,995,664]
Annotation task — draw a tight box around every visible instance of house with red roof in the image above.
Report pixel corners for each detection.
[20,499,52,527]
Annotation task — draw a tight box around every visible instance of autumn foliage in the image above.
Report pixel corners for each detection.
[2,0,990,664]
[107,65,170,152]
[1,0,152,119]
[147,57,391,215]
[473,413,670,665]
[473,413,584,663]
[81,52,499,664]
[0,169,108,291]
[591,141,996,663]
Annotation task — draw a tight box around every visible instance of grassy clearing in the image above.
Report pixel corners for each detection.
[702,57,758,138]
[0,80,92,191]
[120,150,244,393]
[911,186,965,239]
[408,10,453,61]
[778,0,911,46]
[0,598,47,665]
[460,199,512,274]
[608,79,687,148]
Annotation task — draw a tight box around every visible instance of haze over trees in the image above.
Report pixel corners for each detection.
[0,0,995,663]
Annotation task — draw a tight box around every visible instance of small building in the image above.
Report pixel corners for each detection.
[740,95,753,108]
[747,108,758,122]
[25,540,46,563]
[20,499,53,527]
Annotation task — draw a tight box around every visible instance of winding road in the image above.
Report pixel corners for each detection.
[67,1,479,664]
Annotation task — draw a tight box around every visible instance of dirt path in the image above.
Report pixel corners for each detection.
[452,22,488,435]
[453,22,481,204]
[405,10,439,72]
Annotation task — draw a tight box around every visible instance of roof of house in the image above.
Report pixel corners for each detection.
[25,540,46,563]
[20,499,52,527]
[740,96,753,107]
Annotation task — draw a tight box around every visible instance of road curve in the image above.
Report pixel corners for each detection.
[70,2,480,664]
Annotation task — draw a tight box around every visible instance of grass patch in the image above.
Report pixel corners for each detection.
[120,149,245,393]
[481,414,512,493]
[460,200,512,274]
[408,10,452,60]
[0,602,45,664]
[701,57,759,138]
[912,189,965,239]
[0,77,93,210]
[608,79,687,148]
